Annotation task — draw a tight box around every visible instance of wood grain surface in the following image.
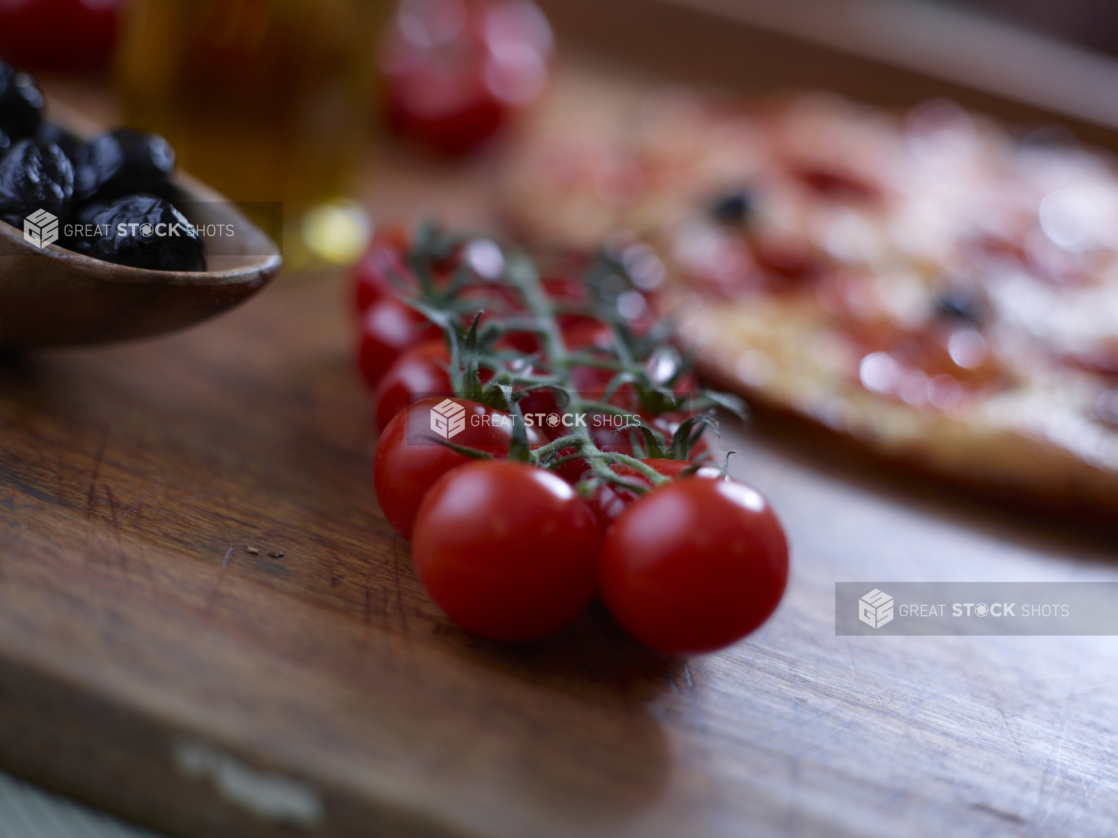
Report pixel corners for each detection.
[2,48,1118,838]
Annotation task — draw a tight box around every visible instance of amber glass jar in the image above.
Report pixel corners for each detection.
[115,0,387,204]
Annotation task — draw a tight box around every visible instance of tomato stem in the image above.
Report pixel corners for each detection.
[391,225,744,479]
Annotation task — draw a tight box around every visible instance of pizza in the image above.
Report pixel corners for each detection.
[501,89,1118,516]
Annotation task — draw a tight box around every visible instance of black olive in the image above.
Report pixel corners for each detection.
[73,129,176,202]
[68,194,206,272]
[710,189,753,226]
[34,120,83,165]
[72,199,109,226]
[0,139,74,228]
[0,61,44,140]
[933,287,983,324]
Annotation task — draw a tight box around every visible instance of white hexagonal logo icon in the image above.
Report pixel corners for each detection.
[859,589,894,629]
[430,398,466,440]
[24,209,59,249]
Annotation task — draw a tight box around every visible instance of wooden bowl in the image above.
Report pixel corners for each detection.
[0,104,282,347]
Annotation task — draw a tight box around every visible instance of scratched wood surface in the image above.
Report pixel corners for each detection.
[3,35,1118,838]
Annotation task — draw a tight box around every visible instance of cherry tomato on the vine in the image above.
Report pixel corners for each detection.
[351,231,415,315]
[600,476,788,655]
[560,319,615,352]
[412,460,599,641]
[373,340,453,433]
[357,297,440,390]
[373,396,535,540]
[517,320,620,440]
[549,410,711,488]
[543,276,599,333]
[583,459,718,532]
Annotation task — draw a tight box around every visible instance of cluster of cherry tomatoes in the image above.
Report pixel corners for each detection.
[353,225,789,656]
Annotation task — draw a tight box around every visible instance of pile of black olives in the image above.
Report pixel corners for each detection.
[0,60,206,272]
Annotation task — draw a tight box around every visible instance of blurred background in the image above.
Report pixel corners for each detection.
[4,0,1118,271]
[2,0,1118,835]
[2,0,559,267]
[953,0,1118,56]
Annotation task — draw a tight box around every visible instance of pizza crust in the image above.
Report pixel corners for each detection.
[673,296,1118,513]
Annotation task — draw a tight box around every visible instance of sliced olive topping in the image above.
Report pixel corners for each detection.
[710,189,753,226]
[933,287,983,324]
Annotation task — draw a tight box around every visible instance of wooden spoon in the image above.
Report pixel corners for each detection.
[0,102,282,347]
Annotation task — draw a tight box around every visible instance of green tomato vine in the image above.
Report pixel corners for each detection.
[392,222,747,495]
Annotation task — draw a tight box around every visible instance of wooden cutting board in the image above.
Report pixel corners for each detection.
[3,58,1118,838]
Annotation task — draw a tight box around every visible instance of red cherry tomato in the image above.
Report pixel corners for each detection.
[373,340,453,433]
[568,320,640,408]
[639,411,711,460]
[373,339,500,433]
[357,297,440,390]
[385,62,508,156]
[517,320,619,439]
[548,405,710,488]
[600,477,788,655]
[412,460,599,641]
[543,276,598,332]
[351,231,415,315]
[564,319,615,355]
[497,329,541,354]
[379,0,552,156]
[373,396,535,540]
[583,459,719,532]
